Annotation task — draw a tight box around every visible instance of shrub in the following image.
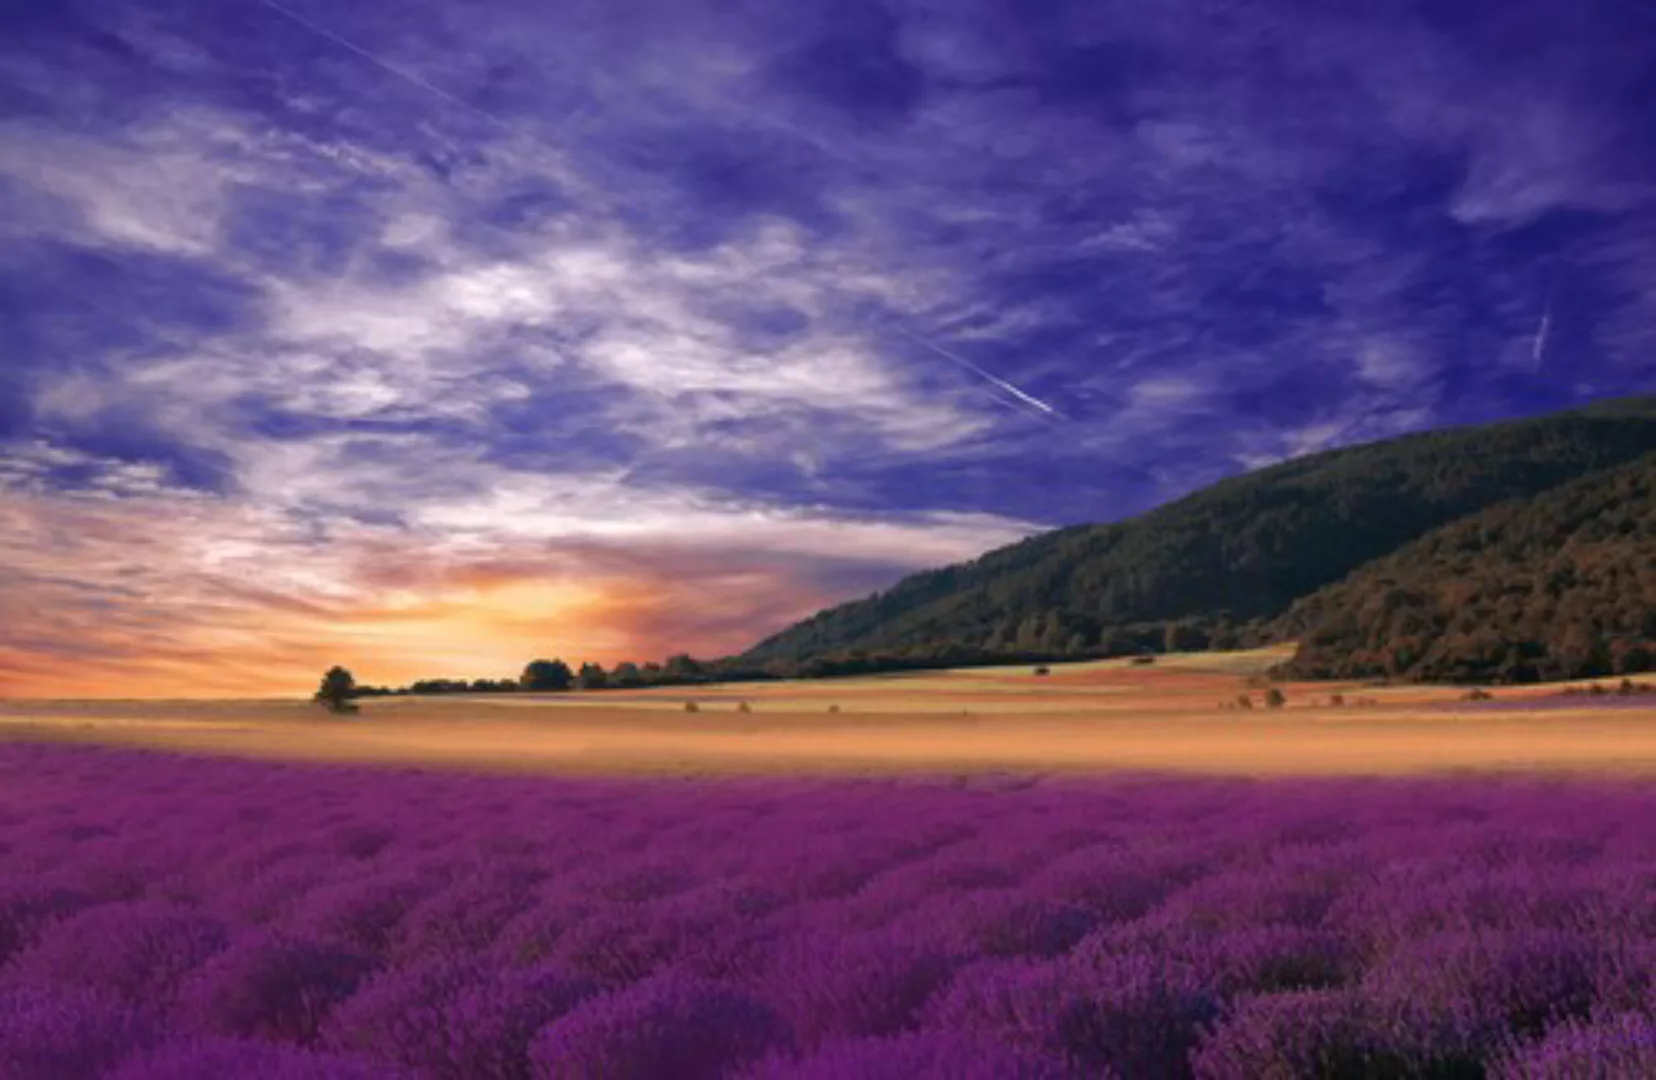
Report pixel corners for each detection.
[738,701,753,713]
[925,953,1219,1075]
[1189,988,1465,1078]
[0,883,90,966]
[1034,666,1051,676]
[529,973,789,1080]
[756,930,957,1046]
[1465,689,1494,702]
[1264,688,1286,709]
[0,984,160,1080]
[8,901,230,1007]
[325,957,595,1079]
[1131,655,1157,666]
[684,701,701,713]
[1235,694,1253,710]
[177,932,374,1044]
[107,1038,415,1080]
[1492,1012,1656,1078]
[744,1032,1080,1080]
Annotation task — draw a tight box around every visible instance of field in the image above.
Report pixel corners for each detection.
[5,649,1656,1077]
[6,648,1656,778]
[4,743,1656,1077]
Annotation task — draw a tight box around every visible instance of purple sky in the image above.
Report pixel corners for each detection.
[2,0,1654,694]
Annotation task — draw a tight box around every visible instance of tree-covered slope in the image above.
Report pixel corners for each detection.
[1273,452,1656,683]
[742,397,1656,664]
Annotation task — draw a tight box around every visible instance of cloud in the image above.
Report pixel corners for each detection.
[2,0,1654,694]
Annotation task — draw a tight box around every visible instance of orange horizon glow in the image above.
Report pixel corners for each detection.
[0,571,837,701]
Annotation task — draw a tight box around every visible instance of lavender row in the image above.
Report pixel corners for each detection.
[3,742,1655,1078]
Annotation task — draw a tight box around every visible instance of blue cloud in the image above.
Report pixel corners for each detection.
[3,0,1656,688]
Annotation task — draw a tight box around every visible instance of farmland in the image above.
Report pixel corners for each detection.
[6,648,1656,778]
[4,741,1656,1077]
[5,650,1656,1076]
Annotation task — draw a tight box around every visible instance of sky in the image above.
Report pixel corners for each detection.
[2,0,1654,697]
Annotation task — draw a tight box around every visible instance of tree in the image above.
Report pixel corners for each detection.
[314,667,358,714]
[611,662,645,688]
[576,662,608,691]
[520,659,573,692]
[664,654,703,681]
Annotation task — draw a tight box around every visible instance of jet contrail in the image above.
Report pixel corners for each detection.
[256,0,509,127]
[1531,285,1555,370]
[891,327,1062,419]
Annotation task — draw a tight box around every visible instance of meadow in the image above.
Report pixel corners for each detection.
[4,740,1656,1078]
[7,649,1656,778]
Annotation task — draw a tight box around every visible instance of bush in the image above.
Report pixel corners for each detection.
[1492,1012,1656,1078]
[757,930,957,1046]
[177,932,374,1044]
[684,701,701,713]
[1465,689,1494,702]
[1189,988,1461,1078]
[107,1038,415,1080]
[1235,694,1253,710]
[1131,656,1157,666]
[925,953,1219,1074]
[0,984,160,1080]
[529,973,788,1080]
[737,701,753,713]
[325,957,595,1079]
[1034,666,1051,676]
[745,1032,1079,1080]
[9,901,230,1007]
[1263,688,1286,709]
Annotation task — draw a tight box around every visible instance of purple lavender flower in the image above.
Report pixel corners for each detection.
[529,972,789,1080]
[0,984,160,1080]
[325,955,595,1079]
[105,1037,421,1080]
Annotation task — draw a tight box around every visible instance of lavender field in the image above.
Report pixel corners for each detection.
[4,743,1656,1078]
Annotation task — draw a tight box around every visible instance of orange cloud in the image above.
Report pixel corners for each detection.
[0,488,986,699]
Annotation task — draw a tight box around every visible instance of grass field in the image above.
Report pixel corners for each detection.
[4,647,1655,777]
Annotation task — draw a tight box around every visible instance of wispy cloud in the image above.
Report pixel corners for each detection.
[2,0,1653,693]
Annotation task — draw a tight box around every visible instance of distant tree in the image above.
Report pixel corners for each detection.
[664,654,703,681]
[611,662,645,688]
[314,667,359,714]
[1263,687,1286,709]
[576,662,608,691]
[520,659,574,692]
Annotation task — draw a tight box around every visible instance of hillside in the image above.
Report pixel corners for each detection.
[742,396,1656,669]
[1273,452,1656,683]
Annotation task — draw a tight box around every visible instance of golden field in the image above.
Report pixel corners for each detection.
[4,646,1655,777]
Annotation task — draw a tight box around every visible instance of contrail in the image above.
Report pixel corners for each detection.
[891,326,1062,419]
[1532,285,1555,370]
[256,0,509,127]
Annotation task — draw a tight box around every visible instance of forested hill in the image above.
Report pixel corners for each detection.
[1274,452,1656,683]
[741,396,1656,669]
